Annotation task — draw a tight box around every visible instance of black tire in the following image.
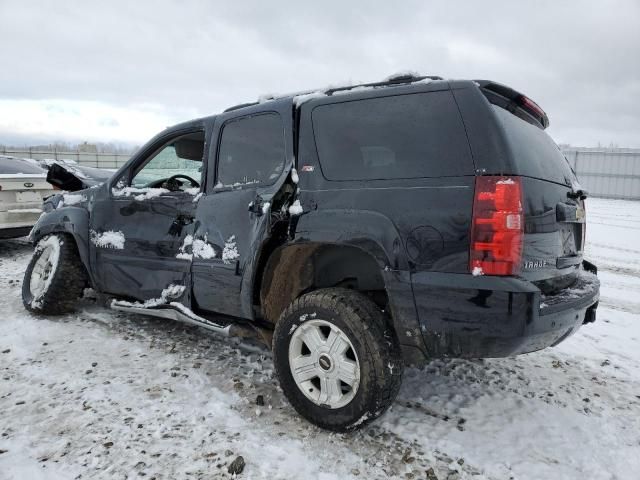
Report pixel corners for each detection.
[22,233,87,315]
[272,288,403,431]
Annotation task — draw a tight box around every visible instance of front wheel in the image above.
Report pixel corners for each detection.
[272,288,403,431]
[22,234,87,315]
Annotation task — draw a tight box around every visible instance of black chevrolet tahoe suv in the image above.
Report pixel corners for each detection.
[23,74,600,431]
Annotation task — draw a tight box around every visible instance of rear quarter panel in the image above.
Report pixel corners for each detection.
[295,86,477,358]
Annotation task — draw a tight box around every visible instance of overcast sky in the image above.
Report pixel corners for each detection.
[0,0,638,148]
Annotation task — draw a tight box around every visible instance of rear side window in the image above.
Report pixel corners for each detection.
[217,113,285,187]
[311,91,473,180]
[492,105,575,186]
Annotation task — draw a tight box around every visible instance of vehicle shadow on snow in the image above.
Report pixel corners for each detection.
[74,298,613,424]
[0,237,33,256]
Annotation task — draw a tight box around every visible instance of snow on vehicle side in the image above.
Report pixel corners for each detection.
[90,230,125,250]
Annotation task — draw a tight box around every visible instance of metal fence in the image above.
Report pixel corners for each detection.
[562,147,640,200]
[2,146,640,200]
[0,147,131,169]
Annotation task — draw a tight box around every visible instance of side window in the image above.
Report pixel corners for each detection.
[130,131,204,190]
[311,91,474,180]
[216,113,285,187]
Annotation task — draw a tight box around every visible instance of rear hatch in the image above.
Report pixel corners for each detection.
[479,82,586,294]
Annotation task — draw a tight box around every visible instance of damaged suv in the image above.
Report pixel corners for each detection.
[23,74,600,431]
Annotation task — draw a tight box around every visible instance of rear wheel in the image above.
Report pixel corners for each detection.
[272,288,403,431]
[22,234,87,315]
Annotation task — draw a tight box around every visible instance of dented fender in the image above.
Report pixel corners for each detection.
[290,209,427,362]
[28,206,93,286]
[292,208,410,271]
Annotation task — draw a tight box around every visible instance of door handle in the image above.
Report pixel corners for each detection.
[169,214,194,236]
[248,194,264,217]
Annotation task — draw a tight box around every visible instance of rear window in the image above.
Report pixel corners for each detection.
[492,105,575,186]
[0,157,46,175]
[311,91,474,180]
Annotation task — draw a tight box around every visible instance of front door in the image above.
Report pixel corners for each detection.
[190,111,292,319]
[89,128,206,301]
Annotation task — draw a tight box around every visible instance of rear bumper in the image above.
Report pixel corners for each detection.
[411,261,600,358]
[0,207,43,230]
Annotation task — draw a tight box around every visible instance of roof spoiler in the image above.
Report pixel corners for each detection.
[474,80,550,129]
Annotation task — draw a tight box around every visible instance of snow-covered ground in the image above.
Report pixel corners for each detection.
[1,197,639,480]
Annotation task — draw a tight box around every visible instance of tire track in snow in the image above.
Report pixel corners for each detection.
[588,242,640,255]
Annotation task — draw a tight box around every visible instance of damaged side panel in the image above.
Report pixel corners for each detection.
[85,123,209,304]
[289,211,429,361]
[191,100,296,320]
[89,191,197,302]
[190,188,264,317]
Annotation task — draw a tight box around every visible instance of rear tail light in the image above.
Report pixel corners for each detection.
[519,95,545,119]
[470,176,523,276]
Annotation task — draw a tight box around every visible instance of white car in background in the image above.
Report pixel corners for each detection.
[0,155,55,239]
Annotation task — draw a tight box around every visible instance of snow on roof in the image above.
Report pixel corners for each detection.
[293,91,327,107]
[253,72,441,109]
[383,70,422,81]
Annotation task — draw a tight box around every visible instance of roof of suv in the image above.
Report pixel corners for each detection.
[170,73,547,132]
[166,73,455,133]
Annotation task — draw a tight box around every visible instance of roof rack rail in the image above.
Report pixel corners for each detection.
[325,74,443,95]
[223,74,444,113]
[223,101,259,113]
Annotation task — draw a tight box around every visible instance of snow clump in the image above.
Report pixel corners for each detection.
[293,91,326,107]
[222,235,240,264]
[115,285,186,309]
[176,234,216,260]
[60,193,86,207]
[193,238,216,259]
[90,230,125,250]
[29,235,63,308]
[384,70,421,81]
[175,235,194,260]
[289,200,303,215]
[472,266,484,276]
[113,187,169,201]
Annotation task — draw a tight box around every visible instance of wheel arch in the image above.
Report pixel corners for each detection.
[259,241,390,325]
[256,214,427,364]
[28,207,93,285]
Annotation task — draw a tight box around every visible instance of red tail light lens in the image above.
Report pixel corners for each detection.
[470,176,523,276]
[519,95,545,118]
